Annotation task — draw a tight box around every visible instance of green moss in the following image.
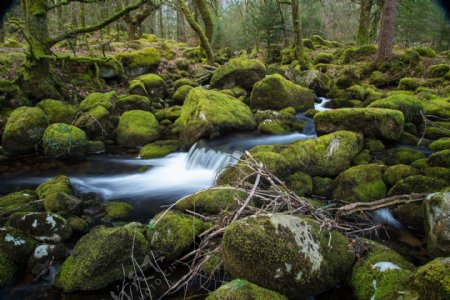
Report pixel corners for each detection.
[37,99,78,124]
[87,140,105,154]
[350,240,416,300]
[116,47,161,77]
[400,49,421,65]
[223,214,354,299]
[379,147,425,166]
[428,149,450,168]
[368,94,423,126]
[383,164,419,186]
[67,216,88,233]
[250,74,315,111]
[364,139,385,152]
[332,164,386,202]
[303,39,315,49]
[0,251,16,289]
[352,149,371,165]
[286,172,313,196]
[79,91,116,111]
[413,257,450,299]
[258,119,290,134]
[54,226,151,292]
[0,190,37,213]
[429,138,450,151]
[173,78,198,90]
[410,158,430,169]
[314,108,404,141]
[0,228,37,264]
[2,107,49,154]
[344,84,383,102]
[293,69,333,97]
[74,105,110,139]
[36,175,72,199]
[210,57,266,90]
[139,140,179,159]
[414,47,436,58]
[312,177,333,198]
[206,279,288,300]
[103,201,133,219]
[311,35,332,47]
[172,85,193,104]
[175,187,244,216]
[146,211,210,261]
[369,71,390,88]
[421,97,450,119]
[422,167,450,182]
[342,44,376,63]
[154,106,182,122]
[115,94,150,114]
[428,64,450,78]
[398,77,419,91]
[425,121,450,139]
[314,52,334,64]
[116,110,159,148]
[336,66,359,88]
[43,123,88,159]
[129,74,166,99]
[388,175,447,196]
[175,88,256,146]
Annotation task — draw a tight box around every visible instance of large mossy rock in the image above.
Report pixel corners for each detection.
[388,175,447,196]
[314,108,404,141]
[139,140,179,159]
[424,192,450,257]
[413,257,450,299]
[7,212,72,242]
[172,85,194,104]
[74,105,110,139]
[293,69,333,97]
[115,94,151,114]
[383,164,419,186]
[206,279,288,300]
[368,94,423,126]
[429,138,450,151]
[0,228,37,264]
[0,190,38,213]
[210,57,266,90]
[116,110,160,148]
[42,123,88,160]
[36,99,78,124]
[146,211,210,261]
[116,47,161,77]
[428,149,450,168]
[129,73,166,99]
[79,91,116,112]
[223,214,354,299]
[281,131,364,177]
[2,107,49,154]
[332,164,387,203]
[350,240,418,300]
[36,175,81,213]
[250,74,315,111]
[0,251,16,289]
[175,88,255,145]
[54,226,151,292]
[378,146,425,166]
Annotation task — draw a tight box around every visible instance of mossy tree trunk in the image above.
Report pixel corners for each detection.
[193,0,214,43]
[369,1,382,41]
[356,0,374,45]
[159,1,165,38]
[124,1,160,40]
[291,0,308,68]
[375,0,397,61]
[176,2,186,42]
[180,0,214,66]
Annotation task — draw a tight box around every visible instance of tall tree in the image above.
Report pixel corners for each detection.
[193,0,214,43]
[124,0,160,40]
[179,0,214,65]
[291,0,307,67]
[356,0,374,45]
[375,0,397,61]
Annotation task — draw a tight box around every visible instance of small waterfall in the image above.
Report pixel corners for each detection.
[186,144,240,171]
[370,208,404,229]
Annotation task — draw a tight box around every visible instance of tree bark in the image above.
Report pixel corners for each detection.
[375,0,397,61]
[193,0,214,43]
[291,0,307,67]
[177,2,186,42]
[356,0,373,45]
[159,2,165,38]
[180,0,214,65]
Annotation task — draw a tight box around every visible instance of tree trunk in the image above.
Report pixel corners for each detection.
[180,0,214,65]
[177,2,186,42]
[193,0,214,43]
[291,0,307,67]
[277,1,289,47]
[369,2,381,42]
[159,2,165,38]
[0,19,5,44]
[356,0,373,45]
[375,0,397,61]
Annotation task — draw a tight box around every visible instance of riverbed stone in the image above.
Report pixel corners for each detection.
[223,214,354,299]
[424,192,450,257]
[368,94,423,126]
[388,175,447,196]
[250,74,315,111]
[36,99,78,124]
[79,91,116,111]
[172,85,193,104]
[27,243,66,276]
[74,105,111,139]
[210,57,266,90]
[54,225,151,292]
[383,164,419,186]
[413,257,450,299]
[428,149,450,168]
[117,47,161,77]
[175,88,256,145]
[206,279,288,300]
[0,190,38,213]
[293,69,333,97]
[378,146,425,166]
[0,228,36,264]
[103,201,133,219]
[36,176,81,213]
[115,94,151,114]
[314,108,404,141]
[42,123,88,160]
[129,73,166,99]
[139,140,179,159]
[116,110,160,148]
[2,107,49,154]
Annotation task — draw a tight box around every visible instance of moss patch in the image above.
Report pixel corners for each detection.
[37,99,78,124]
[210,57,266,90]
[116,110,159,148]
[43,123,88,159]
[206,279,288,300]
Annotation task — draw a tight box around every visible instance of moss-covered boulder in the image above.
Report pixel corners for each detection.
[342,44,377,63]
[379,146,425,166]
[173,78,198,90]
[36,99,78,124]
[206,279,288,300]
[129,73,166,99]
[175,188,244,216]
[139,140,179,159]
[0,228,37,264]
[428,149,450,168]
[424,192,450,257]
[210,57,266,90]
[281,131,364,177]
[175,88,255,145]
[398,77,419,91]
[350,240,418,300]
[36,175,81,213]
[116,47,161,77]
[332,164,387,203]
[223,214,354,299]
[383,164,419,186]
[368,94,423,126]
[314,52,334,64]
[0,190,37,213]
[413,257,450,299]
[388,175,447,196]
[314,108,404,141]
[115,94,151,114]
[255,109,296,135]
[79,91,116,112]
[103,201,133,219]
[116,110,160,148]
[293,70,333,97]
[172,85,193,104]
[2,107,49,154]
[7,212,72,242]
[74,105,110,139]
[429,138,450,151]
[54,225,151,292]
[250,74,315,111]
[428,64,450,78]
[146,211,210,261]
[286,172,313,196]
[0,251,16,289]
[42,123,88,160]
